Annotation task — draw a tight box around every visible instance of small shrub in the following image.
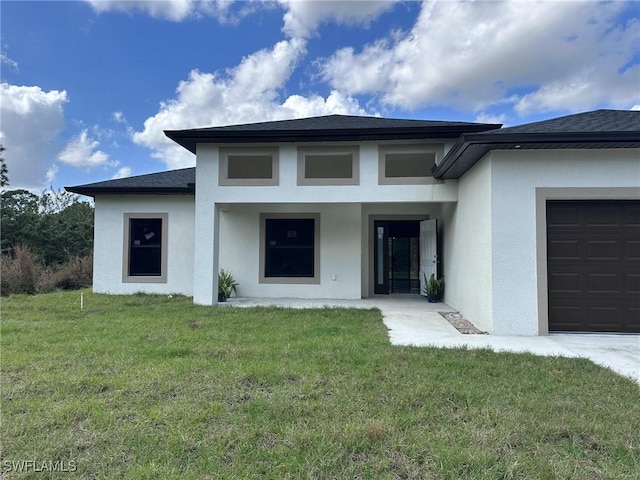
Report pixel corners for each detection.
[0,244,42,295]
[41,253,93,291]
[218,268,239,299]
[0,246,92,295]
[423,273,445,302]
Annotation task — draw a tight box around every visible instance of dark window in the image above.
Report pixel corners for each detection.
[385,152,434,177]
[305,154,353,179]
[129,218,163,276]
[265,218,314,277]
[227,155,273,179]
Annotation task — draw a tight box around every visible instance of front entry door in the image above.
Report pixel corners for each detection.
[419,219,438,296]
[374,221,421,294]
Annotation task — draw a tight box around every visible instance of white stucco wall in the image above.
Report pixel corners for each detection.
[440,158,494,332]
[218,203,362,299]
[93,195,195,296]
[196,142,458,204]
[489,148,640,335]
[192,140,457,304]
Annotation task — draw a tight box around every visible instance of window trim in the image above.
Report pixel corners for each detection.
[297,146,359,186]
[122,213,168,283]
[259,213,321,284]
[219,147,279,186]
[378,144,443,185]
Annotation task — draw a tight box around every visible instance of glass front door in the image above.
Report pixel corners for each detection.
[374,220,421,294]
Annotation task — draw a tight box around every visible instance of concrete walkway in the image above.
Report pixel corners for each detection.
[225,296,640,383]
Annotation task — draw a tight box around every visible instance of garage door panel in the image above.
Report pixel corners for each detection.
[587,273,619,293]
[627,240,640,259]
[548,239,580,259]
[547,200,640,333]
[587,307,621,331]
[548,272,580,292]
[629,308,640,331]
[586,240,618,259]
[548,306,580,331]
[627,273,640,293]
[587,205,620,226]
[547,204,581,226]
[549,308,622,333]
[623,205,640,226]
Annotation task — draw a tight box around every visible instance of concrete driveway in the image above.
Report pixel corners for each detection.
[226,296,640,383]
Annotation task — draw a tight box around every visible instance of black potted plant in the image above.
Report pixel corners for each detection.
[423,273,444,303]
[218,269,238,302]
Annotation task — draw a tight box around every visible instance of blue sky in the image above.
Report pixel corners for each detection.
[1,0,638,192]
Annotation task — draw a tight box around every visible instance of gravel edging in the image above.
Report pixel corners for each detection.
[439,312,488,335]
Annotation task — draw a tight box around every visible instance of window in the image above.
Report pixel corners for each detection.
[219,147,279,185]
[123,214,168,283]
[378,145,443,185]
[260,214,320,284]
[297,146,359,185]
[228,155,273,179]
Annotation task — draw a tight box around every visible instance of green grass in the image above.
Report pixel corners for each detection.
[1,290,639,479]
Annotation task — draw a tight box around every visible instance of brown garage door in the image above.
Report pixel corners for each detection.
[547,200,640,333]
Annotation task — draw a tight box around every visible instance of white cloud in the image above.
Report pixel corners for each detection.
[0,83,67,190]
[279,0,397,38]
[281,90,372,117]
[632,105,640,111]
[45,164,59,184]
[474,112,505,125]
[86,0,235,22]
[112,166,132,179]
[87,0,196,21]
[86,1,396,35]
[513,65,640,115]
[112,111,126,123]
[319,0,640,115]
[58,130,113,168]
[133,39,370,169]
[1,51,18,70]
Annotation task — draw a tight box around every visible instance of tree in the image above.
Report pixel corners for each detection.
[0,145,8,187]
[1,188,94,263]
[0,189,40,255]
[39,187,79,215]
[39,200,94,264]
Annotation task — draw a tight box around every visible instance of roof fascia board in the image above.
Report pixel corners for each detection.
[434,131,640,179]
[165,125,500,154]
[65,187,195,197]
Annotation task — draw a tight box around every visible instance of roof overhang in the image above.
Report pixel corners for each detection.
[434,131,640,179]
[165,124,501,155]
[65,185,195,197]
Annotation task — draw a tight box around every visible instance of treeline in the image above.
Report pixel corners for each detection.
[1,188,94,295]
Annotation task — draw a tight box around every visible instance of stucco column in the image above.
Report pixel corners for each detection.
[193,201,220,305]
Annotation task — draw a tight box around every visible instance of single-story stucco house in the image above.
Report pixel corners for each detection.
[67,109,640,336]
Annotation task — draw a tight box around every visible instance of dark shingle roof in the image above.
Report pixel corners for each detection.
[492,109,640,134]
[181,115,493,132]
[66,167,195,197]
[433,109,640,179]
[165,114,501,154]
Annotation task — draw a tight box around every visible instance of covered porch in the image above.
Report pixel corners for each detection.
[207,201,449,303]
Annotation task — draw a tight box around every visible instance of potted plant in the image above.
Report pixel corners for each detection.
[423,273,444,303]
[218,269,238,302]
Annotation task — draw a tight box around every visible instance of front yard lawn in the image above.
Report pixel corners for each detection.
[1,290,638,479]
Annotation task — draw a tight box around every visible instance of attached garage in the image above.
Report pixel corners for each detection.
[547,200,640,333]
